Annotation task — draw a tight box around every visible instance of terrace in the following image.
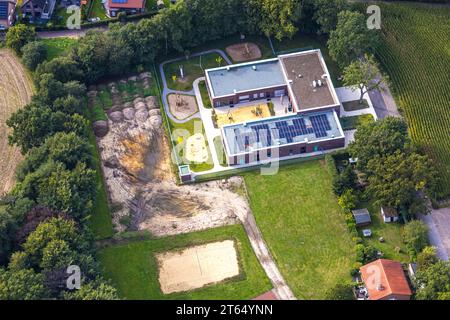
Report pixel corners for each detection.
[222,110,343,156]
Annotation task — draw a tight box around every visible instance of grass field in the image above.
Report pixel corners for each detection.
[375,3,450,197]
[198,80,212,109]
[97,224,272,299]
[163,52,227,91]
[243,160,354,299]
[41,38,78,60]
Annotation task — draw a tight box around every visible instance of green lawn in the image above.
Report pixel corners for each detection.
[97,224,272,299]
[243,160,354,299]
[163,52,227,91]
[356,200,409,263]
[168,118,214,172]
[41,38,77,61]
[340,114,374,130]
[213,135,227,167]
[87,124,114,239]
[198,80,212,109]
[272,33,343,87]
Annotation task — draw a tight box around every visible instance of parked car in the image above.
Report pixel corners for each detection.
[88,17,101,22]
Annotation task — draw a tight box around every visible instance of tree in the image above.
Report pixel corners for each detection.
[324,282,354,300]
[356,244,378,264]
[63,279,119,300]
[5,24,37,55]
[417,246,439,272]
[332,165,358,196]
[338,189,357,212]
[0,268,49,300]
[367,151,437,214]
[327,10,379,67]
[349,117,410,172]
[16,132,93,181]
[343,54,389,103]
[415,261,450,300]
[403,220,429,260]
[36,57,84,83]
[21,41,48,71]
[312,0,348,35]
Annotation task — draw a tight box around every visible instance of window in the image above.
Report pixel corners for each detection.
[253,93,258,99]
[300,147,306,153]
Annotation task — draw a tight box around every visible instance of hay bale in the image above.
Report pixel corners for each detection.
[88,85,97,91]
[139,72,151,80]
[109,111,124,122]
[123,107,135,120]
[135,101,147,111]
[105,155,120,169]
[93,120,109,137]
[148,109,160,117]
[149,115,162,127]
[87,91,97,98]
[133,97,144,104]
[123,102,133,109]
[108,105,123,113]
[135,110,149,122]
[145,96,159,109]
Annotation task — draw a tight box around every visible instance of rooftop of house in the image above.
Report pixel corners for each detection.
[205,58,286,98]
[360,259,412,300]
[279,50,339,111]
[222,109,343,156]
[108,0,145,9]
[382,206,398,217]
[352,208,372,225]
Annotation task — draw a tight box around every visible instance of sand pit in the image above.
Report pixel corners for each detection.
[226,42,262,62]
[157,240,239,294]
[185,133,208,163]
[168,93,198,120]
[216,103,271,127]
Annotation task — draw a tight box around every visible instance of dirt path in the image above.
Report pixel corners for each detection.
[0,50,34,195]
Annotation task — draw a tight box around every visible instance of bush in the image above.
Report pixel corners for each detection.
[333,166,358,196]
[350,262,363,277]
[403,220,429,261]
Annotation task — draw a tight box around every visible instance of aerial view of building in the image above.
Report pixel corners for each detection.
[105,0,146,17]
[0,0,16,28]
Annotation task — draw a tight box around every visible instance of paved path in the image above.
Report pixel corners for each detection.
[420,207,450,261]
[234,185,296,300]
[369,78,401,119]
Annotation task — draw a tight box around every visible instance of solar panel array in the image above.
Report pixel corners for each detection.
[111,0,128,3]
[0,2,8,19]
[231,114,332,152]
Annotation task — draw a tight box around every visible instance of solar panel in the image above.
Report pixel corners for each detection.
[111,0,128,3]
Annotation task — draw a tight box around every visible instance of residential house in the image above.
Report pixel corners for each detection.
[0,0,16,28]
[360,259,412,300]
[105,0,145,17]
[21,0,56,20]
[381,206,399,223]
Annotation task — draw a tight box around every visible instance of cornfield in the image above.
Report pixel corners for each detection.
[376,4,450,197]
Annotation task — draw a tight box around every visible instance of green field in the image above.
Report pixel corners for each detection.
[243,161,354,299]
[163,52,227,91]
[375,4,450,197]
[97,224,272,299]
[41,38,77,60]
[198,80,212,109]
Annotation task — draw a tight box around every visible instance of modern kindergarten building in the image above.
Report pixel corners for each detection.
[204,49,345,165]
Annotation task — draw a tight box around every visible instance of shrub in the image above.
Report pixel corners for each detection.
[403,220,429,261]
[21,41,47,71]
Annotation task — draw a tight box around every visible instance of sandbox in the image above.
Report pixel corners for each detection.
[225,42,262,62]
[185,133,209,163]
[156,240,240,294]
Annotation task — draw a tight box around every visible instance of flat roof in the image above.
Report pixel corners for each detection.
[205,59,286,98]
[279,50,339,111]
[222,109,343,156]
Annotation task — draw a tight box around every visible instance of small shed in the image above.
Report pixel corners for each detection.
[381,206,398,223]
[178,165,193,183]
[352,208,371,227]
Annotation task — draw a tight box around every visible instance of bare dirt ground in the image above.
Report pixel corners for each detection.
[95,78,248,236]
[167,93,198,120]
[225,42,262,62]
[0,50,34,196]
[156,240,239,294]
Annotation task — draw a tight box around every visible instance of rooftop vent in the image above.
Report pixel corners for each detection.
[226,66,230,71]
[377,284,385,291]
[312,80,317,88]
[321,74,328,79]
[252,65,257,71]
[318,80,322,87]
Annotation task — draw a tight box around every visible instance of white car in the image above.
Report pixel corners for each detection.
[88,17,101,22]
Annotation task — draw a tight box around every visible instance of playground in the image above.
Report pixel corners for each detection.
[215,103,273,127]
[168,93,198,120]
[185,133,209,163]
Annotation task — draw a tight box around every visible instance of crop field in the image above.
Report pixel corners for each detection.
[0,50,34,195]
[375,4,450,197]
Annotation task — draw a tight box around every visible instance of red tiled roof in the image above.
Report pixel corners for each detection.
[360,259,412,300]
[108,0,144,9]
[252,290,278,300]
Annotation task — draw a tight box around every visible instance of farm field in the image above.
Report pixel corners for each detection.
[375,4,450,197]
[0,50,34,195]
[243,160,354,299]
[97,224,272,299]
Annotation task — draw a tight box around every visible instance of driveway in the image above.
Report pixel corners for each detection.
[420,207,450,261]
[368,80,401,119]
